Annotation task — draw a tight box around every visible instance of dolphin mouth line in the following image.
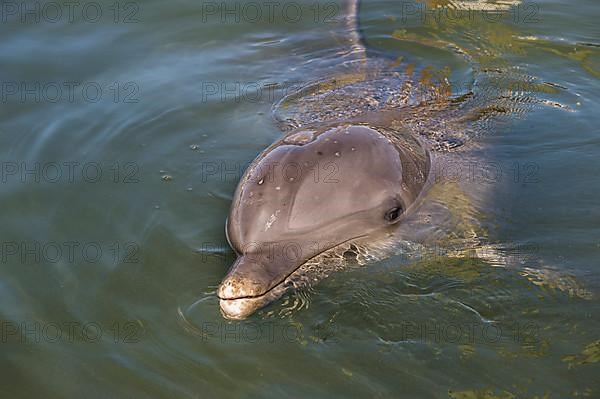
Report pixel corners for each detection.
[217,234,369,302]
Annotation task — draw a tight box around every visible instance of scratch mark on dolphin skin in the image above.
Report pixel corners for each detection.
[265,210,281,231]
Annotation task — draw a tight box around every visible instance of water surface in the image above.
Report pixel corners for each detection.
[1,0,599,397]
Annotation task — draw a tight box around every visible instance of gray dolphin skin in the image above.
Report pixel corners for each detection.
[218,124,431,319]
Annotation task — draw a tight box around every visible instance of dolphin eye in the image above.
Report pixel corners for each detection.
[384,206,403,223]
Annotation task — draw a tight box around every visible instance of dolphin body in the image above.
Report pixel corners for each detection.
[216,109,488,319]
[216,2,489,319]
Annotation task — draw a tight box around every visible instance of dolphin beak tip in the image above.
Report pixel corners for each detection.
[217,277,258,300]
[219,298,254,320]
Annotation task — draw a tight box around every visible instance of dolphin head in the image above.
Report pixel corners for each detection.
[217,124,430,319]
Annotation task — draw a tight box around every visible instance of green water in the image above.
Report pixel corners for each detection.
[1,0,599,397]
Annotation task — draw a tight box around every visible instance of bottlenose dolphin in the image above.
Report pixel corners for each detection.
[216,0,500,319]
